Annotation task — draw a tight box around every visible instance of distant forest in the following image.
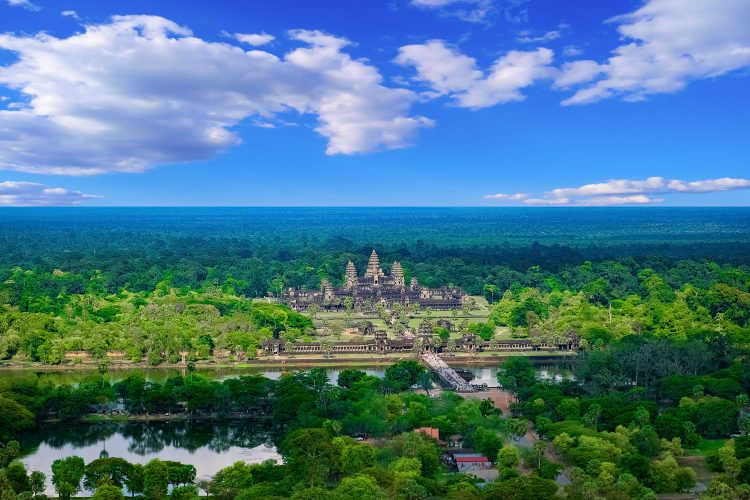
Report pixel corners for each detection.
[1,207,749,298]
[0,208,748,365]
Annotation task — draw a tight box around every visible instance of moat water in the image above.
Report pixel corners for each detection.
[9,361,573,494]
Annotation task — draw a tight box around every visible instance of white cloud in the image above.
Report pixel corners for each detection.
[517,26,566,44]
[549,176,750,198]
[7,0,39,11]
[0,181,100,206]
[553,60,604,88]
[563,45,583,57]
[486,176,750,206]
[396,40,554,109]
[61,10,80,20]
[525,195,662,206]
[0,16,431,175]
[562,0,750,105]
[395,40,483,95]
[234,32,275,46]
[667,177,750,193]
[410,0,495,23]
[483,192,529,200]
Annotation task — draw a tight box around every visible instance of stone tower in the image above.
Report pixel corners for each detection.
[321,279,334,301]
[344,261,357,289]
[410,276,418,290]
[391,261,405,287]
[365,249,384,284]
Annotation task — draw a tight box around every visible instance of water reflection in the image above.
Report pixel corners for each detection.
[0,357,573,387]
[13,358,574,495]
[20,421,279,495]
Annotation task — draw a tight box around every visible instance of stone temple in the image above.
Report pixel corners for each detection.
[283,249,465,311]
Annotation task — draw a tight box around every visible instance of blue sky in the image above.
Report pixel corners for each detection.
[0,0,749,206]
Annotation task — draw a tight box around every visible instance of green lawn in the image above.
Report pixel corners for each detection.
[686,438,726,455]
[312,295,495,339]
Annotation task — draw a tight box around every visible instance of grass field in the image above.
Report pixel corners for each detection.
[312,295,502,340]
[686,438,726,455]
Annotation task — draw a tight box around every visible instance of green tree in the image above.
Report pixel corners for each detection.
[84,457,132,490]
[497,357,536,394]
[29,471,45,497]
[484,474,558,500]
[335,474,383,500]
[281,428,336,487]
[507,419,528,442]
[483,284,500,303]
[479,398,500,417]
[384,360,427,392]
[0,471,18,500]
[338,369,367,389]
[92,484,125,500]
[124,463,144,497]
[0,441,20,469]
[340,444,376,474]
[532,441,546,469]
[691,397,739,437]
[288,486,334,499]
[51,456,85,500]
[209,461,254,498]
[473,427,503,460]
[5,461,30,495]
[164,461,196,487]
[0,397,35,442]
[170,485,200,500]
[143,459,169,500]
[497,445,520,470]
[556,398,581,420]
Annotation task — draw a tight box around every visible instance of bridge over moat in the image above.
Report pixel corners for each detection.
[421,352,477,393]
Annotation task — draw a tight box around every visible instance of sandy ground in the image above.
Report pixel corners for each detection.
[414,386,517,414]
[462,387,517,414]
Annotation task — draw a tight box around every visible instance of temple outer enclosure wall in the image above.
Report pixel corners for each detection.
[261,327,579,356]
[282,250,465,312]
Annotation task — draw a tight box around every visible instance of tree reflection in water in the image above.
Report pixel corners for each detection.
[20,420,273,456]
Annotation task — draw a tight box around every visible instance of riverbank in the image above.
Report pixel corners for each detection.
[0,350,574,372]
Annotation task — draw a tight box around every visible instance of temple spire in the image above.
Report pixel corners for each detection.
[345,260,357,288]
[365,249,381,277]
[392,261,404,287]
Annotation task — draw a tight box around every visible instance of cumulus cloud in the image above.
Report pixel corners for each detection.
[0,181,100,206]
[484,176,750,206]
[396,40,554,108]
[60,10,80,19]
[0,16,431,175]
[553,60,605,88]
[561,0,750,105]
[525,195,662,206]
[233,32,275,46]
[549,176,750,198]
[410,0,495,23]
[7,0,39,11]
[482,192,529,200]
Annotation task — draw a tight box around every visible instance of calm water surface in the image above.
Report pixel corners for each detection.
[20,421,278,495]
[11,360,573,494]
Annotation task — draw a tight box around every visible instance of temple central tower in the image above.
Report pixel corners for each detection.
[365,249,383,284]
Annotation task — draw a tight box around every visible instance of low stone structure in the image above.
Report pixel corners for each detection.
[261,327,578,356]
